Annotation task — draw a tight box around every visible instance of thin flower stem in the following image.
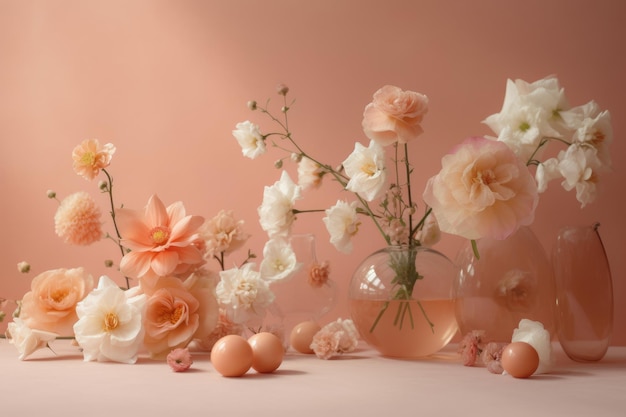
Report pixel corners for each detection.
[403,143,415,245]
[102,169,130,289]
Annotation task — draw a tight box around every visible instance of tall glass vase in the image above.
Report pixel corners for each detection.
[454,227,557,342]
[552,223,613,362]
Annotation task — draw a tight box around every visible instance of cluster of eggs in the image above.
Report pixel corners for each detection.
[210,321,321,377]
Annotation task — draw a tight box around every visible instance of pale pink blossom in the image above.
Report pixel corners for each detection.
[481,342,506,374]
[362,85,429,146]
[308,261,330,288]
[383,218,409,246]
[416,212,441,247]
[116,194,206,287]
[423,137,538,241]
[310,318,359,359]
[458,330,486,366]
[19,267,94,335]
[199,209,250,259]
[193,308,243,351]
[5,318,58,360]
[258,171,302,238]
[167,348,193,372]
[323,200,360,253]
[72,138,116,180]
[54,191,103,246]
[141,273,218,359]
[297,156,324,190]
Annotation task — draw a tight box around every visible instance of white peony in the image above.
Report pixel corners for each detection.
[259,237,302,282]
[342,140,387,201]
[73,275,146,364]
[216,263,275,325]
[258,170,302,238]
[323,200,360,254]
[232,120,266,159]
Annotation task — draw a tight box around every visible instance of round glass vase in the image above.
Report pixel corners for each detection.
[349,245,459,359]
[552,223,613,362]
[454,227,557,342]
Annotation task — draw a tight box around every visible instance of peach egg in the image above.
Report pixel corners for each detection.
[501,341,540,378]
[290,321,321,354]
[210,335,253,377]
[248,332,284,373]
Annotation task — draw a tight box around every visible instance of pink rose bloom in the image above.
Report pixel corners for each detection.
[193,308,243,351]
[458,330,486,367]
[362,85,429,146]
[142,274,218,359]
[54,191,103,246]
[167,348,193,372]
[423,137,538,241]
[116,194,206,287]
[72,138,116,180]
[481,342,506,374]
[308,261,330,288]
[19,267,94,335]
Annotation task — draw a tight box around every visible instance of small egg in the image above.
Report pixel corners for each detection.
[501,341,540,378]
[290,321,321,354]
[211,334,253,377]
[248,332,284,373]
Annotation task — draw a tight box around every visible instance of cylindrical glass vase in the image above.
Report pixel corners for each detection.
[552,223,613,362]
[349,245,458,358]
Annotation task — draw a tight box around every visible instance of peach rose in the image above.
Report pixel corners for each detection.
[141,273,218,359]
[423,137,538,241]
[362,85,429,146]
[19,267,95,336]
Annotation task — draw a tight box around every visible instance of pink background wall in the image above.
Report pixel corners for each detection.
[1,0,624,344]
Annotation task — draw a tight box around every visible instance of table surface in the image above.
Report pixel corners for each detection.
[2,339,625,416]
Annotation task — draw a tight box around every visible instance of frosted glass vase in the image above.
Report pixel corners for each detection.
[552,223,613,362]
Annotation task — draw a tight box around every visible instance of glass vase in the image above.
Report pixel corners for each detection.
[349,245,458,358]
[552,223,613,362]
[454,227,557,342]
[270,234,337,337]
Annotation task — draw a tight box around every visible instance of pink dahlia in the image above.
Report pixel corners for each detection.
[54,191,103,246]
[72,139,116,181]
[116,194,206,286]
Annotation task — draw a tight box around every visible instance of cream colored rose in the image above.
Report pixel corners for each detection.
[423,137,538,241]
[20,267,95,336]
[6,318,58,360]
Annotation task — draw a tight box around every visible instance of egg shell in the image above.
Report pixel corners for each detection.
[290,321,321,354]
[211,335,253,377]
[501,341,540,378]
[248,332,284,373]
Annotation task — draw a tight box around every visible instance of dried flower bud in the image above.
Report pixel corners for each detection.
[247,100,257,110]
[276,83,289,96]
[46,190,56,199]
[281,106,289,113]
[17,261,30,273]
[274,159,283,169]
[104,259,114,268]
[290,153,302,163]
[0,311,6,322]
[98,180,109,191]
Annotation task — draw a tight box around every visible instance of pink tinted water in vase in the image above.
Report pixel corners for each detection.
[350,299,458,358]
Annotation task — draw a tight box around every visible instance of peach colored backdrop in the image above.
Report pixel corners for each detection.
[1,0,624,344]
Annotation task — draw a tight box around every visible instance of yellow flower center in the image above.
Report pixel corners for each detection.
[518,121,531,132]
[168,305,184,324]
[50,289,68,304]
[150,226,170,245]
[81,151,96,167]
[103,312,119,332]
[361,162,377,176]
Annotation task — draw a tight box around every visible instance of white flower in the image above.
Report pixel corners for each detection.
[216,263,275,325]
[310,318,359,359]
[258,170,302,238]
[483,76,568,162]
[535,157,561,193]
[562,101,613,167]
[259,237,302,282]
[297,156,324,190]
[5,318,58,360]
[73,275,146,364]
[323,200,360,254]
[511,319,553,375]
[232,120,266,159]
[342,140,387,201]
[557,145,602,208]
[416,212,441,247]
